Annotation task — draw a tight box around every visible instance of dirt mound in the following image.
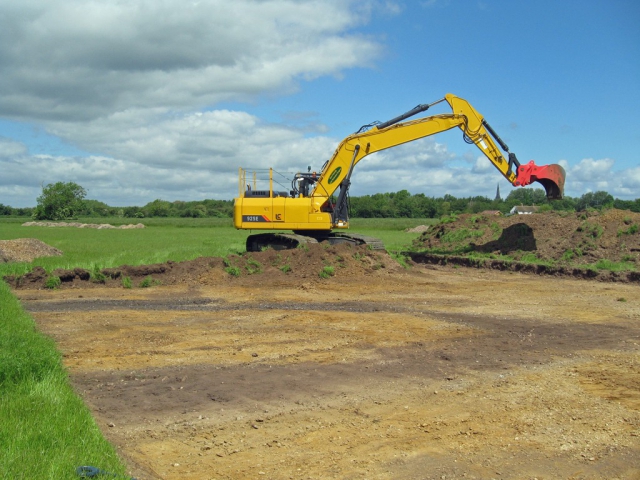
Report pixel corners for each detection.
[23,221,144,229]
[407,209,640,283]
[0,238,63,263]
[4,243,397,290]
[412,209,640,265]
[405,224,430,233]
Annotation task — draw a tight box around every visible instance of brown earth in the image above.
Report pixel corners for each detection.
[7,240,640,479]
[4,210,640,479]
[0,238,63,263]
[412,209,640,266]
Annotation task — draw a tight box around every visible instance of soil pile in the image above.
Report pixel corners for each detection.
[411,209,640,266]
[23,221,144,229]
[4,243,396,290]
[0,238,63,263]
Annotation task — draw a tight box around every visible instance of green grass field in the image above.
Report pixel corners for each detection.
[0,215,434,478]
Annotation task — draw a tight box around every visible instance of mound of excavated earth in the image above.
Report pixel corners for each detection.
[409,209,640,282]
[0,238,63,263]
[22,221,145,229]
[3,243,397,289]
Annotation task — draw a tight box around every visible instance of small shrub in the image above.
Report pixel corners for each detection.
[245,258,262,275]
[391,253,410,269]
[489,222,501,240]
[279,264,292,274]
[90,265,107,284]
[618,223,638,236]
[439,214,458,224]
[139,275,160,288]
[44,275,61,289]
[121,276,132,289]
[319,265,335,279]
[593,259,635,272]
[561,249,575,262]
[225,266,241,277]
[520,253,539,264]
[577,221,604,239]
[440,228,484,244]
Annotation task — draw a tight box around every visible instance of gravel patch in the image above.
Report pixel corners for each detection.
[0,238,63,263]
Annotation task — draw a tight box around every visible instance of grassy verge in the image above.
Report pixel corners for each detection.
[0,282,127,479]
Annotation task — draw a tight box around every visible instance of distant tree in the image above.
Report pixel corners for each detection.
[32,182,87,220]
[123,206,144,218]
[505,188,548,206]
[575,191,614,211]
[143,199,171,217]
[81,199,114,217]
[549,196,576,211]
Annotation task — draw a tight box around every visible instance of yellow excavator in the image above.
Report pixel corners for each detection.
[234,93,566,251]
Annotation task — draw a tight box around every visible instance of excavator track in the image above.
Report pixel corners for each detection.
[246,233,318,252]
[330,233,386,250]
[246,232,384,252]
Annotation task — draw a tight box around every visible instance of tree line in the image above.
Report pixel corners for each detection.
[1,181,639,221]
[348,189,639,217]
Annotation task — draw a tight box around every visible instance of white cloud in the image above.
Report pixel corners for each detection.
[0,0,381,122]
[554,157,640,199]
[0,0,394,206]
[0,137,28,158]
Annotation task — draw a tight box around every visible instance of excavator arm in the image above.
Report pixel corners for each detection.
[310,94,564,222]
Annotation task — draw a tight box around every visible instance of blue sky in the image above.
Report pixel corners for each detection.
[1,0,638,207]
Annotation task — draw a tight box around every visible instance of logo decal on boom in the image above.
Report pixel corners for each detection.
[327,167,342,185]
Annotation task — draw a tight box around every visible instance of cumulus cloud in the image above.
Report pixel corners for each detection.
[0,0,381,122]
[0,137,28,158]
[0,0,390,206]
[555,157,640,199]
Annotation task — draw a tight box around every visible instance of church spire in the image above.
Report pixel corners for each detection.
[495,183,501,201]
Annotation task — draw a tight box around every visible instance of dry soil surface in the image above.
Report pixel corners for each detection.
[14,245,640,480]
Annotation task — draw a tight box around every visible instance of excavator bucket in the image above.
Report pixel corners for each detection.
[515,161,566,200]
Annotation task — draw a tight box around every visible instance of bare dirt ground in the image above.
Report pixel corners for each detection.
[12,241,640,480]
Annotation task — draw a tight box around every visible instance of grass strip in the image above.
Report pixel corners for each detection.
[0,281,127,479]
